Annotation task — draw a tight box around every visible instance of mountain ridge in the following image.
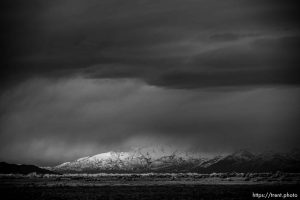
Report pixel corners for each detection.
[49,148,300,173]
[0,162,57,175]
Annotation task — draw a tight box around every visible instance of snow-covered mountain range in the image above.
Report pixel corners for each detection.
[49,147,300,173]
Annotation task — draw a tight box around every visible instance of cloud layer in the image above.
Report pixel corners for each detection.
[1,0,299,89]
[1,78,299,165]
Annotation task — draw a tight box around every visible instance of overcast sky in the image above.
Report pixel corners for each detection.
[1,0,299,166]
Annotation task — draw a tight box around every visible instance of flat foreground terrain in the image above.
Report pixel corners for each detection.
[1,174,299,199]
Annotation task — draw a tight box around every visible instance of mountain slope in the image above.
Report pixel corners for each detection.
[196,150,300,173]
[0,162,57,175]
[52,147,211,173]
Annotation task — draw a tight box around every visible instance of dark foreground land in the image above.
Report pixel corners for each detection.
[1,174,299,200]
[1,185,299,200]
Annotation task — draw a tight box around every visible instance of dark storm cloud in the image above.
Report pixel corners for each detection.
[1,0,299,89]
[153,35,300,88]
[209,33,241,42]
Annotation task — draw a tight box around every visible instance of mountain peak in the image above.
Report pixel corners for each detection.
[230,149,255,160]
